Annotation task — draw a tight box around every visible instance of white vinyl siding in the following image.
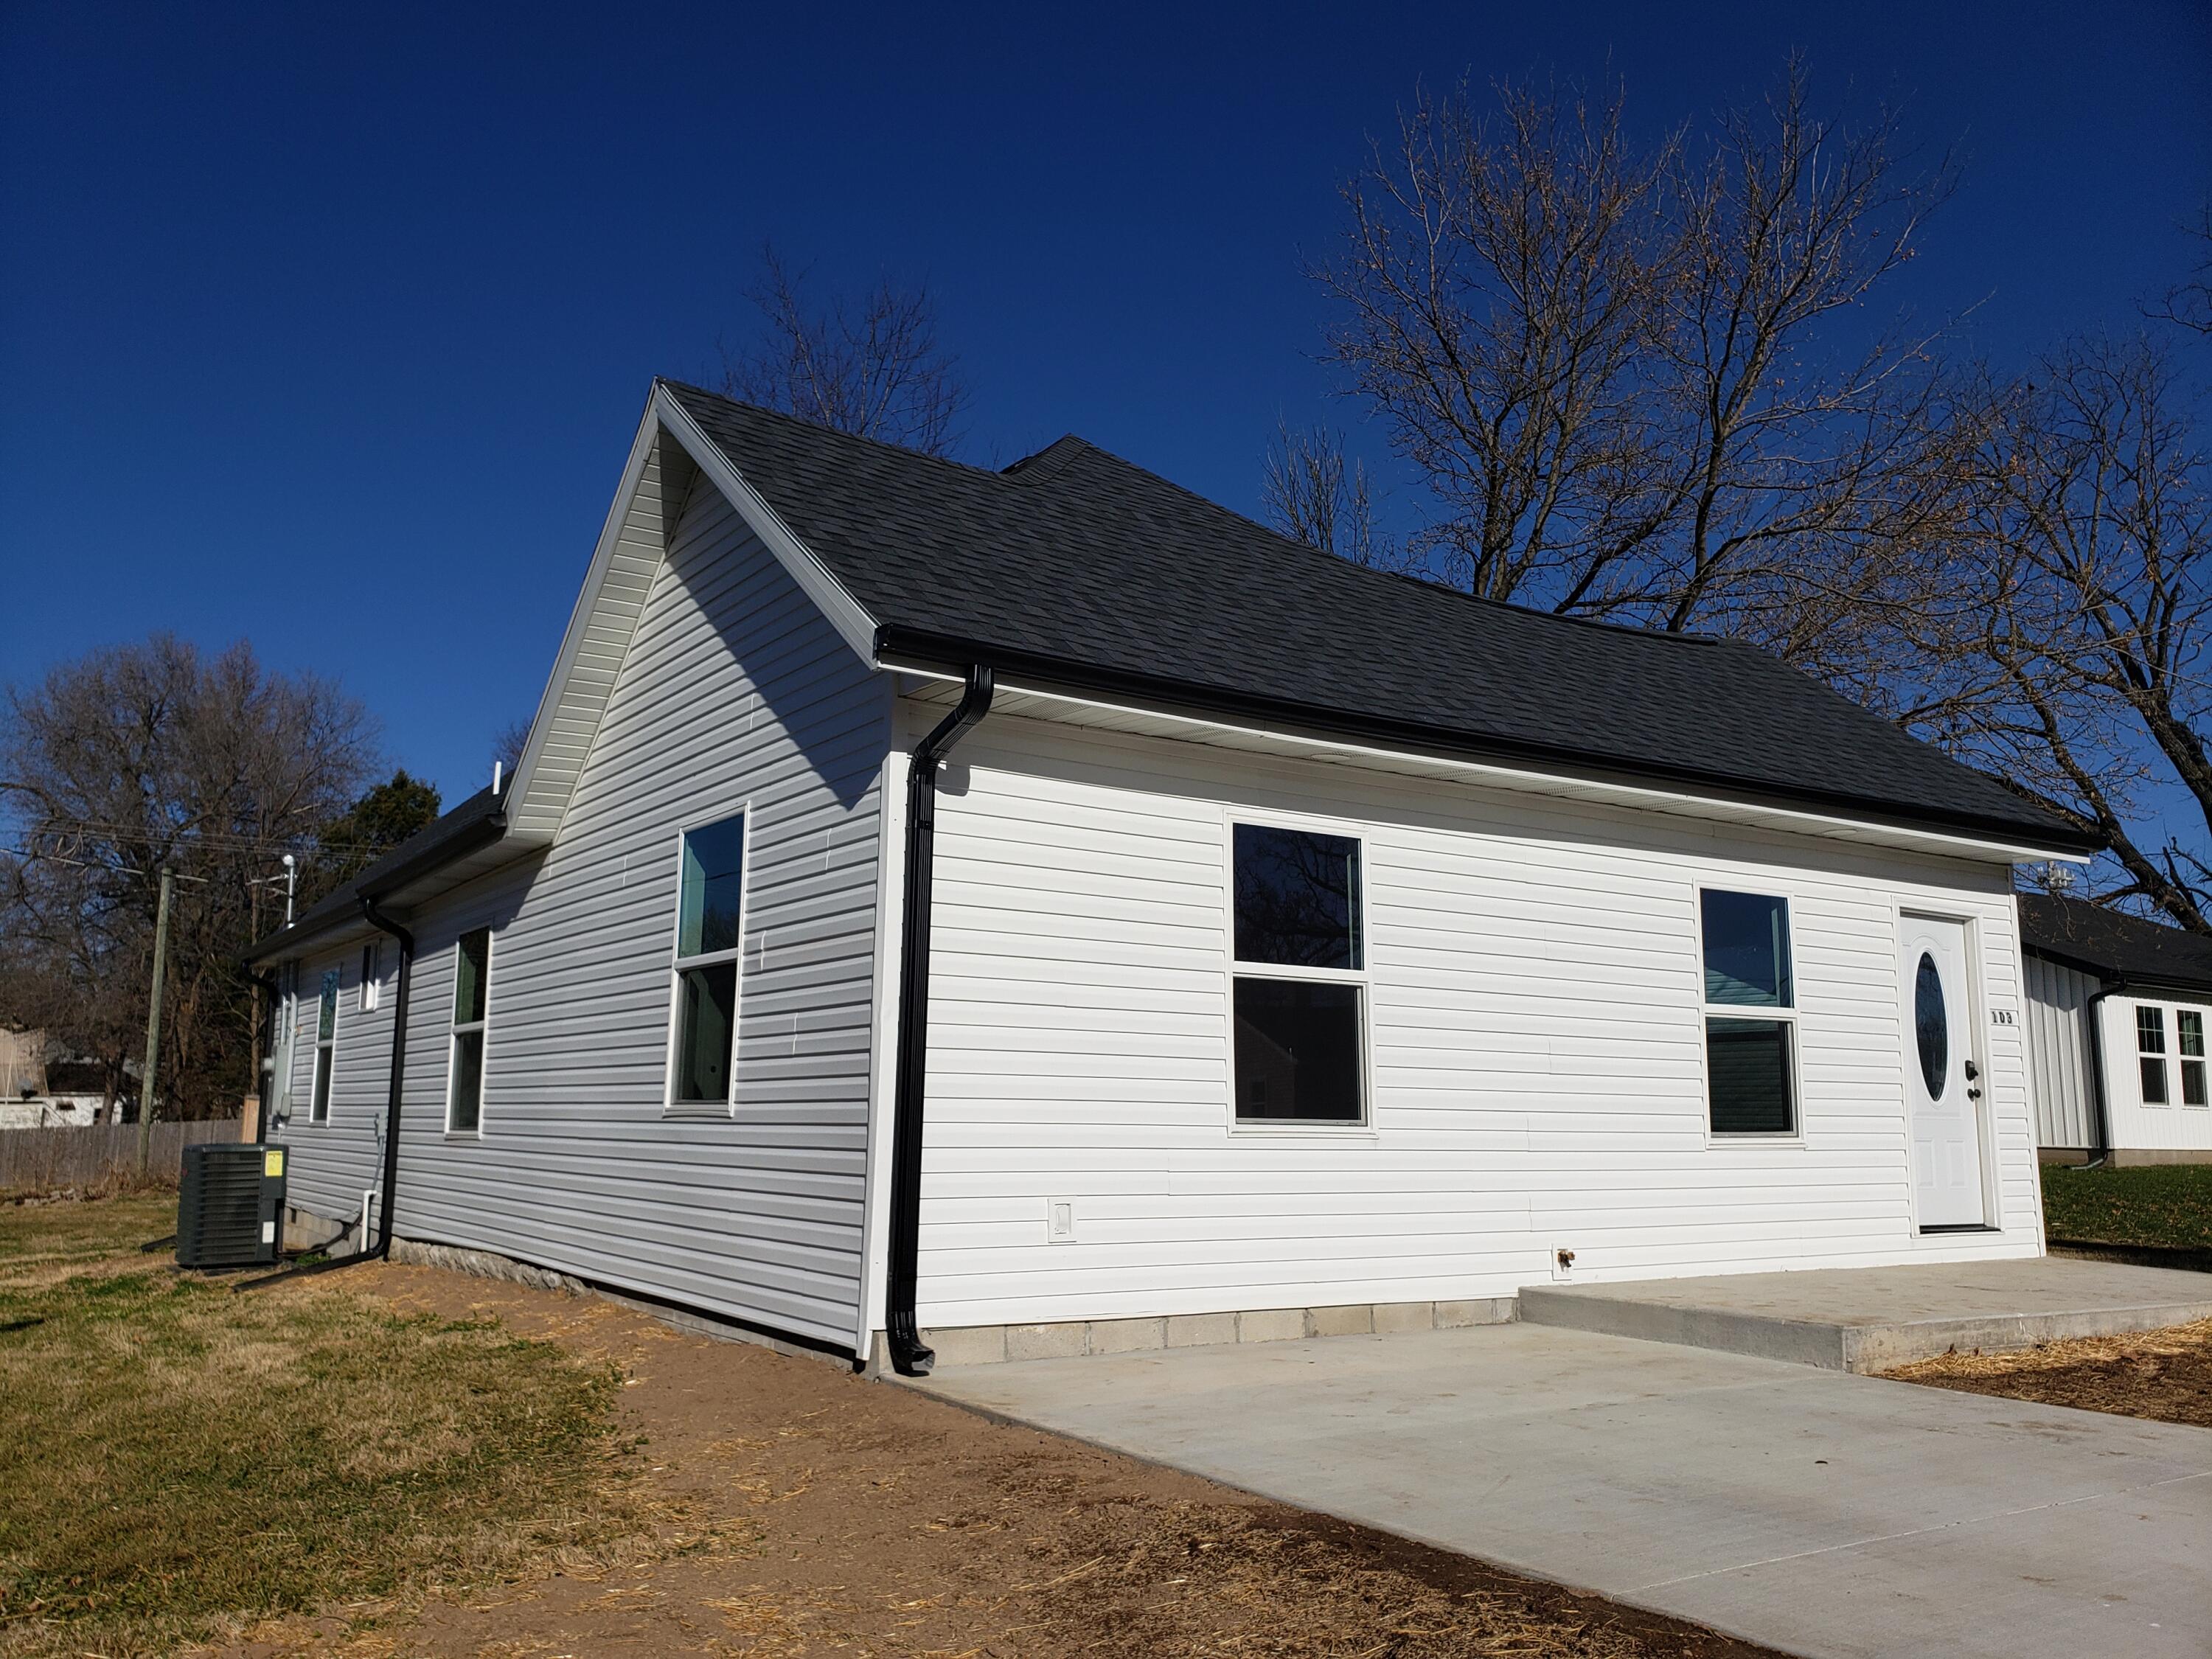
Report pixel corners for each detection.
[2094,993,2212,1156]
[916,712,2043,1331]
[274,476,891,1350]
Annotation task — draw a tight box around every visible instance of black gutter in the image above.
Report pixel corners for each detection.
[874,628,2103,858]
[238,896,415,1291]
[2084,982,2118,1163]
[884,664,995,1377]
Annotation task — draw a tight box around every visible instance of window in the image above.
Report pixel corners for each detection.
[2183,1010,2208,1107]
[359,941,381,1012]
[310,968,340,1124]
[447,929,490,1133]
[1700,890,1795,1135]
[669,814,745,1107]
[1230,822,1367,1124]
[2138,1005,2169,1105]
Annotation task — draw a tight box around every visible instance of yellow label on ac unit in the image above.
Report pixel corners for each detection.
[264,1149,285,1178]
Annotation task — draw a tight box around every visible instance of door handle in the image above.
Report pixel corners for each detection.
[1964,1059,1980,1081]
[1967,1087,1983,1099]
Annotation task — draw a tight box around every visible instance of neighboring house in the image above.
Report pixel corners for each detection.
[0,1032,108,1128]
[2019,894,2212,1166]
[246,380,2097,1375]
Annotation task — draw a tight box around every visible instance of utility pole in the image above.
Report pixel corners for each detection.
[137,866,175,1173]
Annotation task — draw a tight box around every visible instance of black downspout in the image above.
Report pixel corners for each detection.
[885,667,995,1377]
[2083,982,2118,1166]
[357,896,415,1257]
[246,964,281,1136]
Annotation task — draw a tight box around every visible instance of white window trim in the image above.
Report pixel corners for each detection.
[1221,809,1376,1136]
[2132,998,2212,1108]
[358,941,381,1012]
[661,807,751,1118]
[1693,883,1804,1144]
[274,961,298,1121]
[309,967,340,1126]
[445,928,493,1137]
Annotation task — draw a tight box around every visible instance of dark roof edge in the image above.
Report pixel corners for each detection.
[2020,937,2212,997]
[877,627,2104,858]
[243,804,509,963]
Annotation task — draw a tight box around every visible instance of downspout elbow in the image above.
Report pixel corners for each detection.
[886,666,995,1377]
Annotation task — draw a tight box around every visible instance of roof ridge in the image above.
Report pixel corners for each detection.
[656,378,1023,487]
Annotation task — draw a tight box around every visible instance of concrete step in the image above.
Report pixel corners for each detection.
[1517,1256,2212,1372]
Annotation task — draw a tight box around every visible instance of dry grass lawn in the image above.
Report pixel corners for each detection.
[1,1196,1781,1659]
[1885,1316,2212,1429]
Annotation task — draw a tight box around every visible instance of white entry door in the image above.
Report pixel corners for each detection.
[1902,916,1985,1228]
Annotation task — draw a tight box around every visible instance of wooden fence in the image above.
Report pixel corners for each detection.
[0,1120,243,1194]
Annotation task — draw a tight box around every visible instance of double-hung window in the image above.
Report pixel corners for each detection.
[668,814,746,1109]
[1229,822,1368,1125]
[2183,1010,2208,1106]
[310,968,340,1124]
[447,929,490,1133]
[1700,890,1796,1135]
[2139,1006,2171,1104]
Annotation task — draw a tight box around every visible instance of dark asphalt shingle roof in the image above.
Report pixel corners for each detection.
[664,382,2090,850]
[2019,894,2212,992]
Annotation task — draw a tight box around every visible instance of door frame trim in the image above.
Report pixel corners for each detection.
[1896,905,2000,1235]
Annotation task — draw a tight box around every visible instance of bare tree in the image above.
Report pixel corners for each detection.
[491,717,530,777]
[2149,203,2212,338]
[1312,60,1959,645]
[1261,422,1397,569]
[1889,335,2212,928]
[721,246,970,456]
[0,636,380,1116]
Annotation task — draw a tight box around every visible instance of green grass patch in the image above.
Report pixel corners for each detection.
[2042,1162,2212,1251]
[0,1240,656,1656]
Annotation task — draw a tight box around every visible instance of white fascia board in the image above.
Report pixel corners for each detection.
[888,664,2088,868]
[652,385,880,669]
[503,400,664,844]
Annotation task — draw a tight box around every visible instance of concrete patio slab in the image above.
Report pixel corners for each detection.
[1519,1256,2212,1371]
[917,1322,2212,1659]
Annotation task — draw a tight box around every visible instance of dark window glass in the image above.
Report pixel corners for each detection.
[317,970,340,1041]
[2137,1005,2166,1054]
[1234,824,1362,970]
[449,1031,484,1133]
[675,961,738,1104]
[1706,1018,1794,1134]
[1913,953,1947,1099]
[2141,1056,2171,1105]
[678,816,747,958]
[1234,978,1363,1121]
[2180,1010,2205,1057]
[1702,891,1792,1007]
[311,1051,333,1121]
[453,930,489,1026]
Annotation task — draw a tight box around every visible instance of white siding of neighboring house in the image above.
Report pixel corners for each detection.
[274,477,893,1352]
[2023,953,2100,1152]
[917,712,2045,1331]
[2094,992,2212,1156]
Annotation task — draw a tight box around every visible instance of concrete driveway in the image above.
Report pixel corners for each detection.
[919,1324,2212,1659]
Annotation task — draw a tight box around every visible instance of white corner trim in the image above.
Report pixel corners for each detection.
[504,400,665,838]
[652,385,880,669]
[888,665,2089,867]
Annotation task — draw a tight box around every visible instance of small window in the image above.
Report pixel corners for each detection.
[447,929,490,1133]
[310,968,340,1124]
[2138,1005,2169,1105]
[2179,1009,2206,1107]
[359,941,381,1012]
[1700,891,1795,1134]
[1231,823,1367,1124]
[669,815,745,1107]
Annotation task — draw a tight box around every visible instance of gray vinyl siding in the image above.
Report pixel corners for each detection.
[275,940,390,1227]
[2024,953,2098,1150]
[287,478,893,1349]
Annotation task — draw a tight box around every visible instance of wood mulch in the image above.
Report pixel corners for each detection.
[216,1261,1781,1659]
[1884,1316,2212,1429]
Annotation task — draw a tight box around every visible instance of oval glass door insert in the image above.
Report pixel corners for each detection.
[1915,952,1947,1099]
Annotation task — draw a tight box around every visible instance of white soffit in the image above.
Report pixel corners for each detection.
[895,671,2086,868]
[504,389,881,846]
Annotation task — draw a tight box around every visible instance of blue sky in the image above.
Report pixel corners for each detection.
[2,1,2208,806]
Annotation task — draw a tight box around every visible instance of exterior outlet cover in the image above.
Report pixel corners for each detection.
[1551,1245,1576,1282]
[1048,1200,1076,1243]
